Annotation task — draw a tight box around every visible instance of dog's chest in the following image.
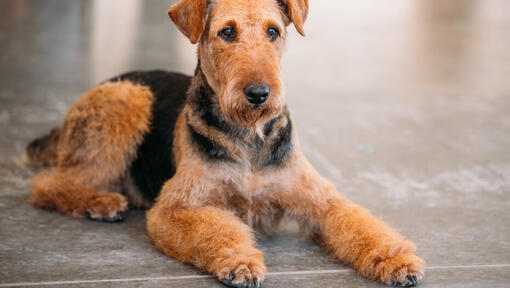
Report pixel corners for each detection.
[227,193,285,234]
[206,167,294,233]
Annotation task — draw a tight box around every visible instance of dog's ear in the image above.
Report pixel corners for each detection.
[168,0,208,44]
[280,0,308,36]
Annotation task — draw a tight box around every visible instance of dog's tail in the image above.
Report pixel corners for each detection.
[26,128,61,166]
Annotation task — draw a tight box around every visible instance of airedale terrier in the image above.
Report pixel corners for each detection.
[26,0,424,287]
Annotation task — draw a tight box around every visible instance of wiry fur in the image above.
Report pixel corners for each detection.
[26,0,424,287]
[28,81,154,218]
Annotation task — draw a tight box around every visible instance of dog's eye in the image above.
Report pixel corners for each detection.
[218,27,235,42]
[266,26,279,42]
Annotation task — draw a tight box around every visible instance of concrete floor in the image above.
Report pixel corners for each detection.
[1,0,510,287]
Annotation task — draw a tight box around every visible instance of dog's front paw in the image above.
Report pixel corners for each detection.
[215,249,266,288]
[86,193,128,222]
[375,253,424,287]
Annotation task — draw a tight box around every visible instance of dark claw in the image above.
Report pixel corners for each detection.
[407,275,419,287]
[220,275,262,288]
[220,278,232,286]
[221,277,233,287]
[391,275,420,287]
[220,272,235,286]
[220,277,247,288]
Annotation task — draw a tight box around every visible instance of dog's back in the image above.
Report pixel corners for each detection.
[27,70,191,203]
[112,71,191,201]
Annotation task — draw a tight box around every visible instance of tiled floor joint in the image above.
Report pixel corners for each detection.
[1,264,509,287]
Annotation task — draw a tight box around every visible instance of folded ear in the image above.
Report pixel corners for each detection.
[168,0,208,44]
[283,0,309,36]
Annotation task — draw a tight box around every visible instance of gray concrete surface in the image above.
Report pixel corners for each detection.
[1,0,510,287]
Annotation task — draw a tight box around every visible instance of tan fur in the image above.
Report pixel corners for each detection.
[197,0,287,130]
[27,0,424,287]
[149,0,424,286]
[29,81,154,219]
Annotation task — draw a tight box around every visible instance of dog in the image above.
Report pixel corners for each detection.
[26,0,425,287]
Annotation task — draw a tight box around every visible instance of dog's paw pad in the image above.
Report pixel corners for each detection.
[86,194,128,222]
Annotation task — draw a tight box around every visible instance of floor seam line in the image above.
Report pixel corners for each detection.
[1,264,509,287]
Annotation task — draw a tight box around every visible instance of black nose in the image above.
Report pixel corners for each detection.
[244,84,270,105]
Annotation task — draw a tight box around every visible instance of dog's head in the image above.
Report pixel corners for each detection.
[169,0,308,129]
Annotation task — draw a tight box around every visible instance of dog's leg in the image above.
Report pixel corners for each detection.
[147,203,266,288]
[28,81,154,221]
[278,159,424,287]
[30,168,128,221]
